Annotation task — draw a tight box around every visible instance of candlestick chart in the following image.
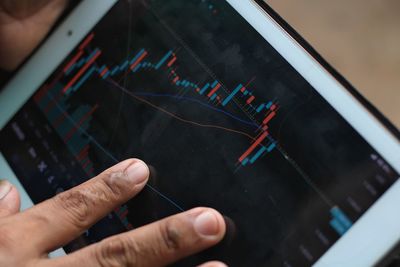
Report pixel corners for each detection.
[1,0,398,266]
[34,28,355,254]
[34,32,280,173]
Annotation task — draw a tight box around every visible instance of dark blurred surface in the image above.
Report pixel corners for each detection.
[385,253,400,267]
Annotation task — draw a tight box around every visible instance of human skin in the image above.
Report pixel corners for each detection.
[0,0,68,70]
[0,159,227,266]
[0,1,227,266]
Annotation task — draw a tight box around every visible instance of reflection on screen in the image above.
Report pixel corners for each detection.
[0,0,398,265]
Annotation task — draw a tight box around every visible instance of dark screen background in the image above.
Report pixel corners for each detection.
[0,0,398,266]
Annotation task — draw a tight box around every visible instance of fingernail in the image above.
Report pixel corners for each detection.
[125,161,149,185]
[197,262,228,267]
[0,180,12,200]
[211,263,228,267]
[194,210,220,237]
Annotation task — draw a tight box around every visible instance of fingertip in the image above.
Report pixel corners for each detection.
[124,159,149,185]
[197,261,228,267]
[7,186,21,210]
[110,158,148,173]
[192,208,226,241]
[0,180,12,200]
[0,180,20,216]
[106,158,150,188]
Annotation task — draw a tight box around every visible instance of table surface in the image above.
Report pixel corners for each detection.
[266,0,400,129]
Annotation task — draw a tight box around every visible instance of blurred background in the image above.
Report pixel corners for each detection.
[266,0,400,129]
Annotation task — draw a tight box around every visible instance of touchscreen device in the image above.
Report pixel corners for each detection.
[1,0,400,266]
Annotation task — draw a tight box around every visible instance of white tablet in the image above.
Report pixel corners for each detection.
[0,0,399,266]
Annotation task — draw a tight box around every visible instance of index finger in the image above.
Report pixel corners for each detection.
[13,159,149,253]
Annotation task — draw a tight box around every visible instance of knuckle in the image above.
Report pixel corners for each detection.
[95,237,139,267]
[52,188,92,229]
[159,218,183,252]
[100,170,125,198]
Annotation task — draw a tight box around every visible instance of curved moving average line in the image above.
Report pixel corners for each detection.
[134,92,258,128]
[107,79,256,141]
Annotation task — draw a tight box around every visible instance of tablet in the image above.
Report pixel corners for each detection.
[1,0,399,266]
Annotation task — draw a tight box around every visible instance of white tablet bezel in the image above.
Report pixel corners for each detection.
[0,0,399,265]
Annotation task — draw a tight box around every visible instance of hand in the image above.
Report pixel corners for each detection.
[0,0,68,71]
[0,159,227,267]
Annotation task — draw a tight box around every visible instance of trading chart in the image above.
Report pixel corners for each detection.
[1,0,397,266]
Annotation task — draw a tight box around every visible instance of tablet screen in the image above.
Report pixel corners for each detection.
[0,0,398,265]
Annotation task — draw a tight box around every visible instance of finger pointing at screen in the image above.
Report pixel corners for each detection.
[0,159,227,267]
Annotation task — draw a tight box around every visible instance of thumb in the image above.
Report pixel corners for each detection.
[0,180,21,218]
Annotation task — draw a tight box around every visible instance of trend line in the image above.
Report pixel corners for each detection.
[133,92,258,128]
[42,90,186,212]
[107,80,256,141]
